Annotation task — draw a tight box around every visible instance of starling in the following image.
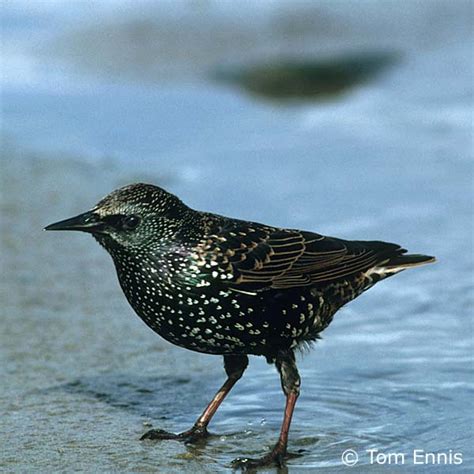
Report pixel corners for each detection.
[45,183,435,469]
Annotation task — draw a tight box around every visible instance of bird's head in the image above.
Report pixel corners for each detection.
[45,183,192,253]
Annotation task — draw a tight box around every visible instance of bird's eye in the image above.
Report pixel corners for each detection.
[122,215,141,230]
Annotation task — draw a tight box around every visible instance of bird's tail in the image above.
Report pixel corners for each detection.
[384,253,436,269]
[372,251,436,277]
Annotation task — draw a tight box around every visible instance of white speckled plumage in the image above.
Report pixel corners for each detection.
[45,183,435,468]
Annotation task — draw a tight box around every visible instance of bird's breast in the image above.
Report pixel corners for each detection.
[114,256,334,355]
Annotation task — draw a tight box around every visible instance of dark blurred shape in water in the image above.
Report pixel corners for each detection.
[212,52,399,102]
[36,4,401,87]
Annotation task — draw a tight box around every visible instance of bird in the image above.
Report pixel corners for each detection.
[45,183,435,469]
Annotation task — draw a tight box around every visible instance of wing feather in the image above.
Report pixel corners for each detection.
[196,221,401,292]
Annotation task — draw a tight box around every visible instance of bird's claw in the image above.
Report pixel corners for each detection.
[232,451,286,471]
[140,426,209,443]
[179,426,210,443]
[140,428,180,441]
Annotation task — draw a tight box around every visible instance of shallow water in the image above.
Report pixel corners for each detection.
[1,1,473,472]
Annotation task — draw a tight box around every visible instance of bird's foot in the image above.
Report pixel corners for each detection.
[232,448,286,471]
[140,425,209,443]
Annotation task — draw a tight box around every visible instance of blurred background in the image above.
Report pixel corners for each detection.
[1,1,473,472]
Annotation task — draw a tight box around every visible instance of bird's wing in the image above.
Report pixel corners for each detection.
[196,222,395,291]
[275,232,381,288]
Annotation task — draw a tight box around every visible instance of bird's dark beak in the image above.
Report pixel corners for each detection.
[44,210,105,233]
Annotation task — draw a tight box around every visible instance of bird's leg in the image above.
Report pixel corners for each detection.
[232,350,300,469]
[141,354,248,442]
